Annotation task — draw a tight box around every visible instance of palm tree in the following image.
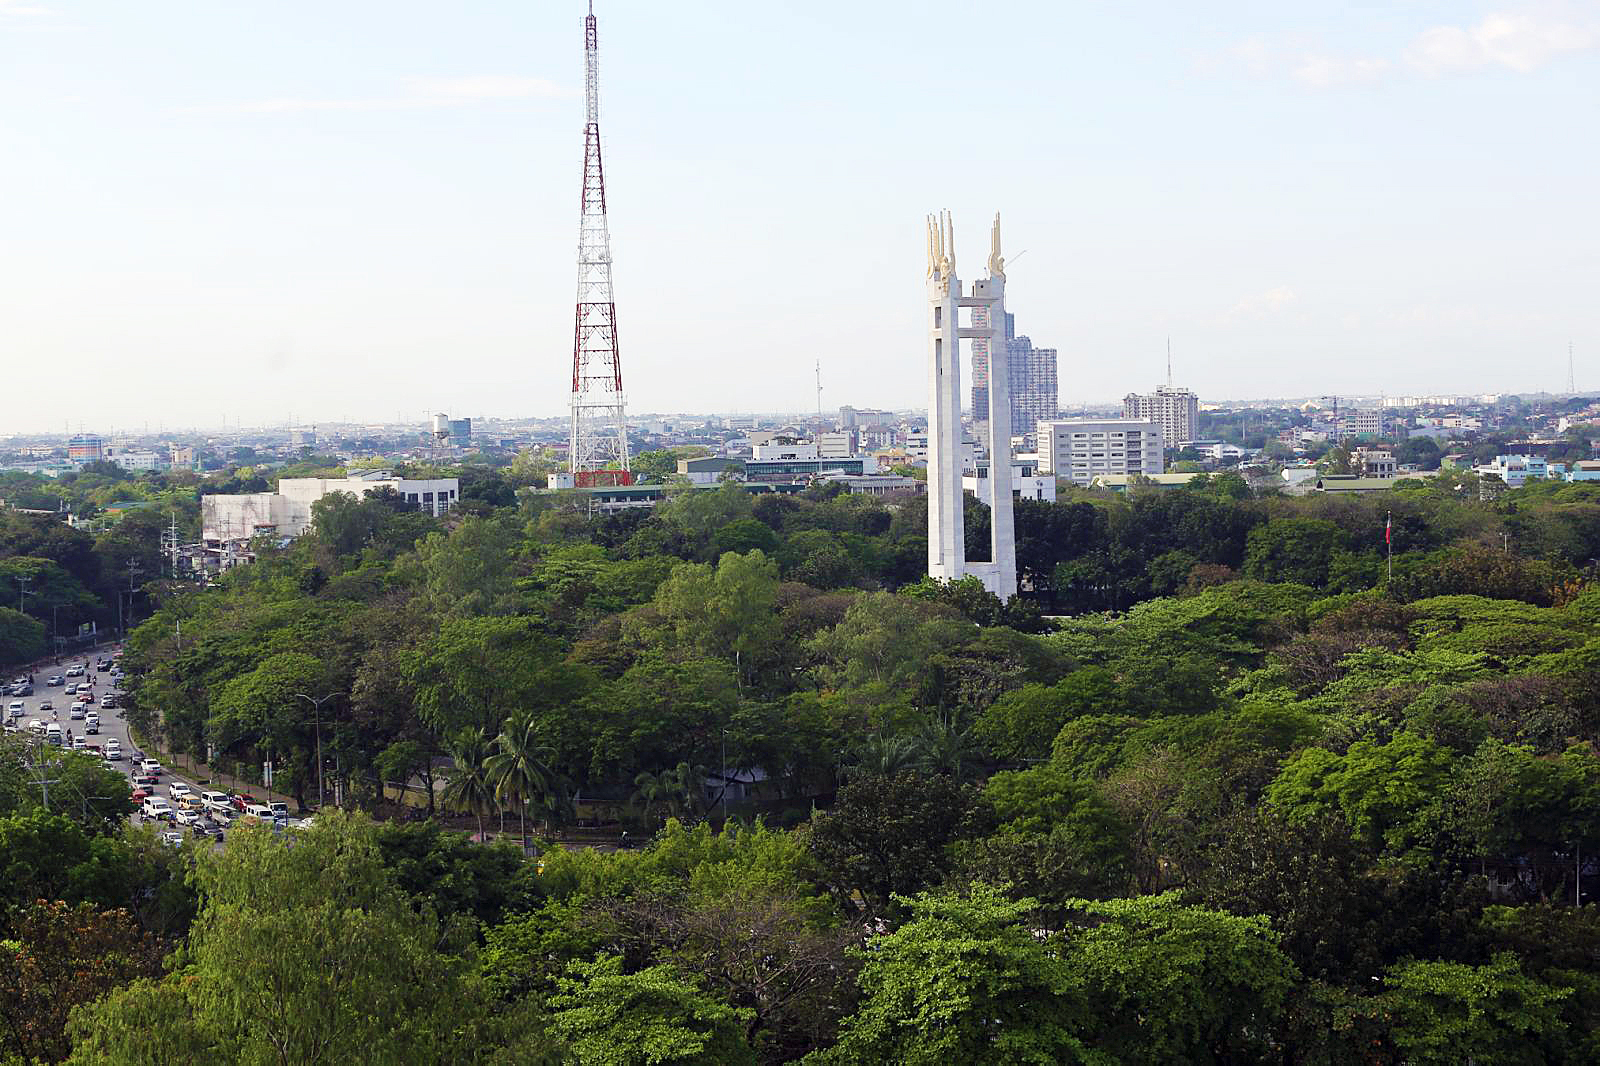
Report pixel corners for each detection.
[441,728,496,841]
[486,712,566,851]
[630,769,673,828]
[631,762,708,827]
[848,733,919,779]
[912,711,980,783]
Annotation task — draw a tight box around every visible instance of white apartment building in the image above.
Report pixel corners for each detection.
[1039,419,1165,486]
[203,471,459,543]
[1123,387,1199,446]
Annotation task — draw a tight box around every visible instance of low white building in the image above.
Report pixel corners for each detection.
[963,459,1057,503]
[203,470,459,542]
[1038,419,1165,486]
[106,450,168,471]
[750,439,819,461]
[815,473,924,496]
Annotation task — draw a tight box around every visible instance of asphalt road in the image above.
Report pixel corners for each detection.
[3,647,225,839]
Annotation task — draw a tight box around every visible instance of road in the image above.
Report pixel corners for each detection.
[3,647,229,839]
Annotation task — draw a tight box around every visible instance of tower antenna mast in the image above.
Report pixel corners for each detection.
[569,1,630,485]
[815,360,822,418]
[1569,341,1576,394]
[1166,337,1172,388]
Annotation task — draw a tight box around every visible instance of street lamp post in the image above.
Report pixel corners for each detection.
[294,693,336,810]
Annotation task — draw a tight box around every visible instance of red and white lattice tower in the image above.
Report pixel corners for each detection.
[569,2,630,485]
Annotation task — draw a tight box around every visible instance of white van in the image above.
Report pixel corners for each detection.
[242,803,274,825]
[141,796,174,820]
[45,723,63,745]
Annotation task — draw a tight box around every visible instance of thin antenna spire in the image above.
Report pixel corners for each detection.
[815,360,823,418]
[1569,341,1576,394]
[1166,337,1172,388]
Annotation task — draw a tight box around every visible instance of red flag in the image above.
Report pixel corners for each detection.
[1385,516,1391,545]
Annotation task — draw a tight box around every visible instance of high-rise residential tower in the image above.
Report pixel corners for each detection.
[1123,386,1199,447]
[971,311,1056,444]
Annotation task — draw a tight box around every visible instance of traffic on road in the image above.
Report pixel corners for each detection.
[3,645,299,845]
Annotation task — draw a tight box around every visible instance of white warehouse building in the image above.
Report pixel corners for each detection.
[203,471,459,543]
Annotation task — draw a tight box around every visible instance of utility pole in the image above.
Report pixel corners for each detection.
[16,574,31,614]
[121,559,142,639]
[295,693,336,809]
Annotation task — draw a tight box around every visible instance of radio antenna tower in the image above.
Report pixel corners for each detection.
[1568,341,1576,394]
[569,1,630,485]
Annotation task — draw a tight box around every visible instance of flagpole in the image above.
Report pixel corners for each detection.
[1386,511,1392,585]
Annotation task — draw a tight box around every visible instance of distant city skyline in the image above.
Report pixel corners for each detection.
[1,1,1596,433]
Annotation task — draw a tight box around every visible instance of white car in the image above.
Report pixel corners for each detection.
[174,808,201,827]
[169,782,192,801]
[201,790,231,815]
[5,700,21,717]
[69,702,86,719]
[141,796,174,819]
[139,759,163,776]
[104,740,122,760]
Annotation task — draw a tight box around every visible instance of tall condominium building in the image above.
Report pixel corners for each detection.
[971,311,1058,444]
[1038,418,1165,486]
[1122,386,1199,447]
[67,434,104,463]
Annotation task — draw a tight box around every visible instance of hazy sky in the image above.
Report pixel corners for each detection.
[3,1,1597,434]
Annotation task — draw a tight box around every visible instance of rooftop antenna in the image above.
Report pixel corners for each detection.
[1568,341,1576,394]
[1166,337,1172,388]
[815,360,823,418]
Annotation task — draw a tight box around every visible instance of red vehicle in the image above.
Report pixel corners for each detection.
[131,787,151,802]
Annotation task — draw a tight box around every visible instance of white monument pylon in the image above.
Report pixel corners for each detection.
[925,210,1016,600]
